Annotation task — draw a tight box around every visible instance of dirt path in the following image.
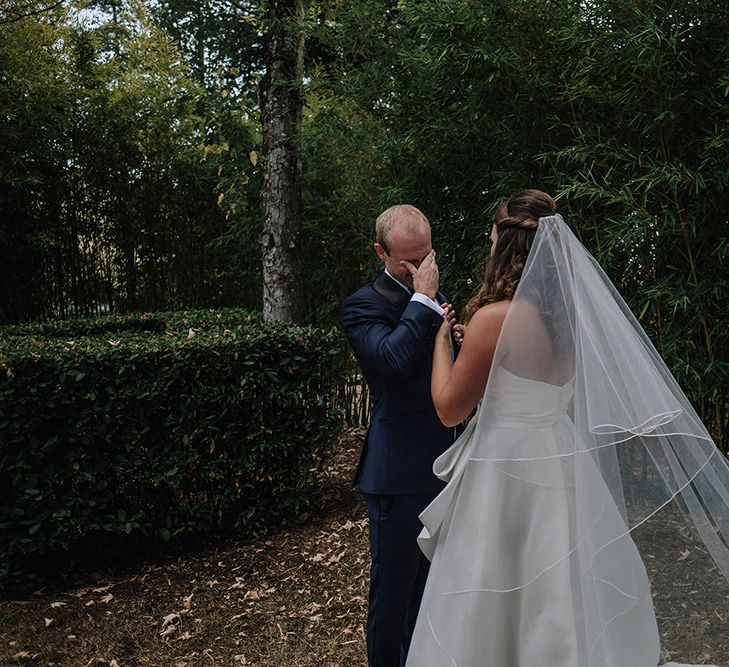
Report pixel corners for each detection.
[1,433,370,667]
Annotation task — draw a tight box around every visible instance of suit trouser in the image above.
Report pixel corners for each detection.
[364,491,437,667]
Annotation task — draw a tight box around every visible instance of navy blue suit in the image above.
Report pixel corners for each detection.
[341,272,461,667]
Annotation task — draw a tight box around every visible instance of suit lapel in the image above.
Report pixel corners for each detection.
[373,272,449,310]
[373,272,411,311]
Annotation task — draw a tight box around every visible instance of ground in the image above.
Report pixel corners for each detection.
[1,429,728,666]
[1,431,370,667]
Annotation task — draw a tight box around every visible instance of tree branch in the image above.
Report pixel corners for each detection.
[0,0,65,25]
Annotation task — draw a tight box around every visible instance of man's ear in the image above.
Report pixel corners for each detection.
[374,243,387,262]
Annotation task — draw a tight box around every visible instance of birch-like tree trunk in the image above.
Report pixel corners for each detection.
[259,0,304,322]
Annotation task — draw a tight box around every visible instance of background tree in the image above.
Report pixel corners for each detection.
[0,0,726,448]
[259,0,305,322]
[0,1,259,320]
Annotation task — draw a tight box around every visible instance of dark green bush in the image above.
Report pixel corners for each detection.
[0,310,343,589]
[0,313,167,338]
[0,307,257,339]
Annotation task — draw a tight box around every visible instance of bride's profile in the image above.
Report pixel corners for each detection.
[405,190,729,666]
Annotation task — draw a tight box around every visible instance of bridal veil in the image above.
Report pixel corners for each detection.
[409,214,729,666]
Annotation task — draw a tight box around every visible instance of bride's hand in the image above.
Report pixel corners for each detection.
[439,303,457,342]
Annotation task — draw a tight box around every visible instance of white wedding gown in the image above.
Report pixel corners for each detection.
[405,368,716,667]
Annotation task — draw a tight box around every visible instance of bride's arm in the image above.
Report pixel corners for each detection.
[431,300,510,427]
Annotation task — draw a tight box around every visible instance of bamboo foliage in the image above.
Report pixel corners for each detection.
[0,3,257,323]
[0,0,726,449]
[302,0,728,449]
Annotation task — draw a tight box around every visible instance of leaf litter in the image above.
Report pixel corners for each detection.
[1,426,725,665]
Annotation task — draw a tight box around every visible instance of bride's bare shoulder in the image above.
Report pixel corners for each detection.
[470,300,511,325]
[466,300,511,339]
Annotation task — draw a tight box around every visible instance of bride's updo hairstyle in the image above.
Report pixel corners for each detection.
[464,189,556,322]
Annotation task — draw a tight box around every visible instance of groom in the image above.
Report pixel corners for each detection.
[341,204,462,667]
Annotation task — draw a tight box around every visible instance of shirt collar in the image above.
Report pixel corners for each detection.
[384,267,412,294]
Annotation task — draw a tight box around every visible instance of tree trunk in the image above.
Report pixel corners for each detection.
[195,0,206,86]
[259,0,304,323]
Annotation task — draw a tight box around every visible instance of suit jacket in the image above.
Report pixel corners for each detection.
[341,272,462,495]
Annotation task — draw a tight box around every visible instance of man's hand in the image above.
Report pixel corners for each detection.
[452,323,465,348]
[401,250,439,299]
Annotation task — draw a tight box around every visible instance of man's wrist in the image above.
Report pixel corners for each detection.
[411,292,444,315]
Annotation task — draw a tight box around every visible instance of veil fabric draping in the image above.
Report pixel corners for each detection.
[405,214,729,667]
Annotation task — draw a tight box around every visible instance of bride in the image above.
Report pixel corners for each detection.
[405,190,729,666]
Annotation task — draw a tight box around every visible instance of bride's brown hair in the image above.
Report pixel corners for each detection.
[463,189,557,323]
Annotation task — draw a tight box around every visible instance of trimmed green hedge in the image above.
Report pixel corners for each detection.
[0,310,343,587]
[0,312,166,338]
[0,307,257,339]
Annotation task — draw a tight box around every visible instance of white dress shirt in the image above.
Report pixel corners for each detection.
[385,268,445,316]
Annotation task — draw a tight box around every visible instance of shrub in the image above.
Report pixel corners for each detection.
[0,310,343,589]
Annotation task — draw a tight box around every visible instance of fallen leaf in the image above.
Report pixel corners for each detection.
[326,551,346,565]
[162,612,180,628]
[243,589,267,601]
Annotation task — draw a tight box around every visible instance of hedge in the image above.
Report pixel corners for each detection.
[0,309,343,588]
[0,307,260,339]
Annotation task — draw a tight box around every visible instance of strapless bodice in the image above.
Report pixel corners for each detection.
[480,367,574,429]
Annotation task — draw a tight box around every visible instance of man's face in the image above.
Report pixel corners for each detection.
[374,226,432,288]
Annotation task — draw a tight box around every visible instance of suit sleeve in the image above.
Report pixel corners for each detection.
[341,293,444,380]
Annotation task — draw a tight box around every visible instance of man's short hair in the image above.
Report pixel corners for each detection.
[375,204,430,253]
